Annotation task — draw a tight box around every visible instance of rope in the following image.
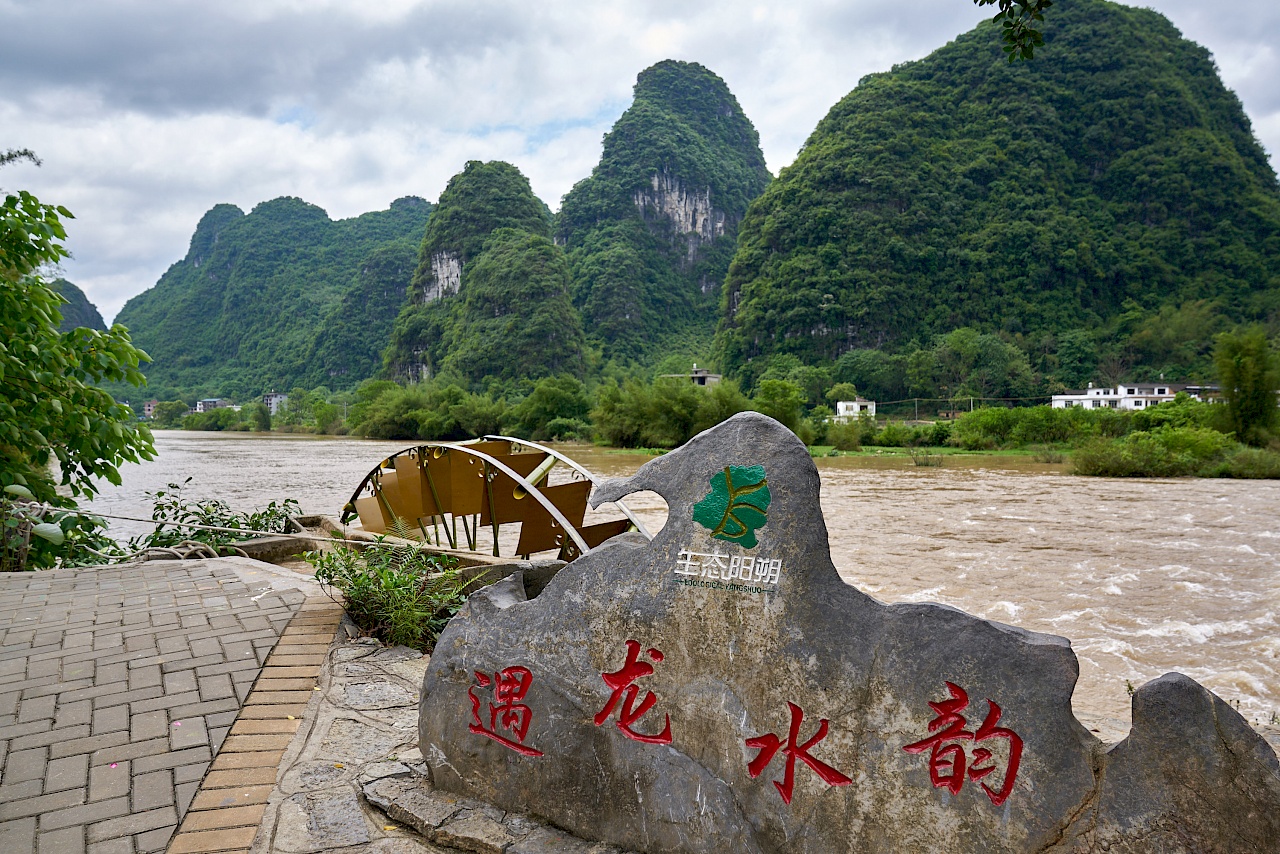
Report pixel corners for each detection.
[33,505,380,549]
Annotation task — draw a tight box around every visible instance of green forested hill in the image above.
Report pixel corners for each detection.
[717,0,1280,385]
[51,279,106,332]
[557,60,771,363]
[384,160,584,383]
[114,195,431,399]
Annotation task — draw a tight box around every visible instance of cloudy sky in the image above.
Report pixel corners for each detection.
[2,0,1277,322]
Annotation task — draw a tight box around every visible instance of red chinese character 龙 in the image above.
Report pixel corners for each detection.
[593,639,673,744]
[746,701,853,805]
[902,681,1023,806]
[468,666,544,757]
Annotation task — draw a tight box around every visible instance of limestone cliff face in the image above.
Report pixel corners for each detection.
[422,251,462,302]
[633,170,727,263]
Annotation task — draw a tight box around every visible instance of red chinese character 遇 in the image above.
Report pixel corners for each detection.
[746,701,853,805]
[468,666,544,757]
[902,681,1023,806]
[593,639,672,744]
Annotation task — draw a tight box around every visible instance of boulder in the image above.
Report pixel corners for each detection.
[419,412,1280,852]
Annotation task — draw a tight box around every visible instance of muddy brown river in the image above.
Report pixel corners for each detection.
[81,432,1279,738]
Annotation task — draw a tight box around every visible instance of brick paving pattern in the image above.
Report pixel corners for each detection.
[169,598,343,854]
[0,562,308,854]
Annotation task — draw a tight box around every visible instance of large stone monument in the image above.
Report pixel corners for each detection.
[418,413,1280,852]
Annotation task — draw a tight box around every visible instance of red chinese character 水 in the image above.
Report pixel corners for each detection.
[593,639,673,744]
[468,666,544,757]
[902,681,1023,806]
[746,701,853,805]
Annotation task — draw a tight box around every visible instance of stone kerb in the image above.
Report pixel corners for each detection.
[417,412,1280,853]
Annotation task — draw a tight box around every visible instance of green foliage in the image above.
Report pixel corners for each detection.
[718,0,1280,386]
[1,191,155,504]
[114,196,431,399]
[442,230,587,382]
[303,240,420,389]
[384,163,580,383]
[1218,447,1280,479]
[410,160,550,296]
[1214,327,1279,446]
[308,544,470,650]
[182,408,247,431]
[1072,427,1234,477]
[558,60,771,363]
[135,480,300,552]
[246,402,272,432]
[592,376,750,448]
[50,279,106,332]
[152,401,191,428]
[510,376,591,440]
[975,0,1053,60]
[752,379,805,431]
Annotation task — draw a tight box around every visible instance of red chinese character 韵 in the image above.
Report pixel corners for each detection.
[902,681,1023,805]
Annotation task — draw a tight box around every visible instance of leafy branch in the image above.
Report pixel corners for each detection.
[975,0,1052,60]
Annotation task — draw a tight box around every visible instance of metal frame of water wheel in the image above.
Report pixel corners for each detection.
[341,439,650,560]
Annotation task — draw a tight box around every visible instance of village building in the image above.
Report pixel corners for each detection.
[1050,382,1218,410]
[194,398,232,413]
[832,398,876,421]
[660,364,722,386]
[142,399,159,418]
[263,391,289,415]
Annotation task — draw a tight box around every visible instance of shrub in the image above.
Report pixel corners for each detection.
[872,421,913,447]
[1221,447,1280,479]
[308,544,471,650]
[1072,427,1234,477]
[827,420,861,451]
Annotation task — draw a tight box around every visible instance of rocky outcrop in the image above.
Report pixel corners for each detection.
[632,170,726,262]
[423,251,462,302]
[419,412,1280,853]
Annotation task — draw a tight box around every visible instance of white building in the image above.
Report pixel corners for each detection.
[194,398,232,413]
[263,392,289,415]
[1050,383,1217,411]
[658,364,721,387]
[832,398,876,421]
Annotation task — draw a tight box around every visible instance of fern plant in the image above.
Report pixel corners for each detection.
[307,539,473,650]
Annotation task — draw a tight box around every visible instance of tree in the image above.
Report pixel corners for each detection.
[245,402,272,432]
[1214,328,1279,446]
[974,0,1052,60]
[0,190,155,503]
[152,400,191,428]
[752,380,805,432]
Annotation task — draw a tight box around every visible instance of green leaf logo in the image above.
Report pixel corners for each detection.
[691,465,771,549]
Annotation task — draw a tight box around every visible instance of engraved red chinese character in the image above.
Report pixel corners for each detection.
[468,666,543,757]
[902,681,1023,805]
[593,639,672,744]
[745,701,853,805]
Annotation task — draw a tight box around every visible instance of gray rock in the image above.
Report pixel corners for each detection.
[332,642,379,663]
[433,811,522,854]
[273,789,371,852]
[363,777,467,834]
[1071,672,1280,852]
[419,412,1280,853]
[361,761,414,784]
[507,826,606,854]
[279,760,353,794]
[345,681,418,710]
[320,718,404,762]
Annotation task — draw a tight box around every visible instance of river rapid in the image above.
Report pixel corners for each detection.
[81,431,1279,737]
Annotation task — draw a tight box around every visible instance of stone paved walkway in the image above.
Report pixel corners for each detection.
[0,560,318,854]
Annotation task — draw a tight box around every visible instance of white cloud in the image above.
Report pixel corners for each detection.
[1,0,1275,323]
